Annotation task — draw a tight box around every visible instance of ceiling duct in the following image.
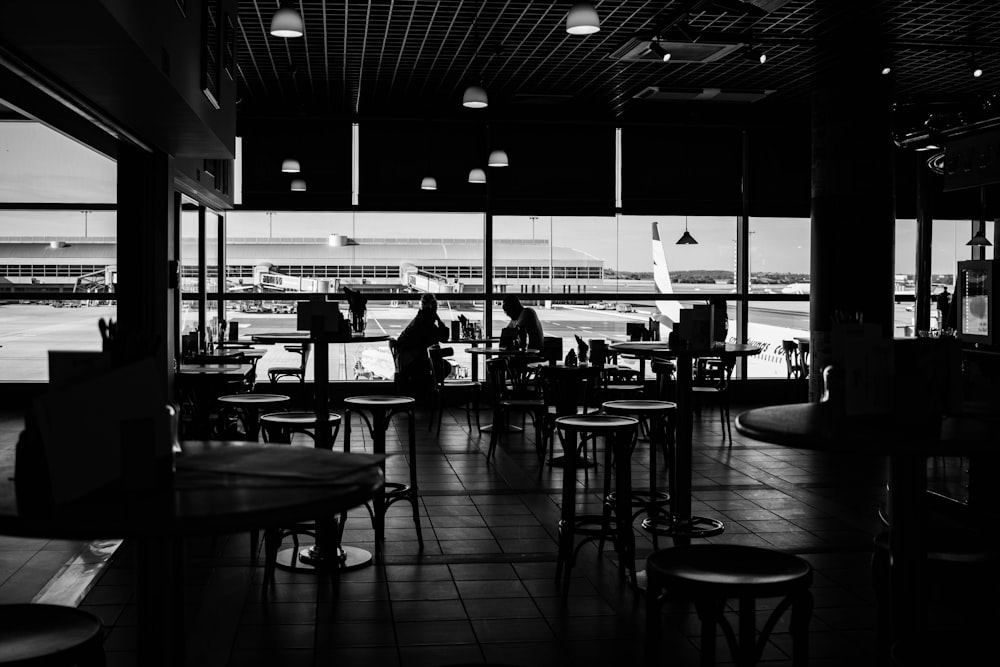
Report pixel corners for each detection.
[633,86,774,103]
[610,38,743,64]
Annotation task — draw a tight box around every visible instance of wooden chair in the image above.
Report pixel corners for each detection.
[268,341,311,384]
[782,339,803,380]
[427,345,479,434]
[692,355,735,444]
[484,357,545,462]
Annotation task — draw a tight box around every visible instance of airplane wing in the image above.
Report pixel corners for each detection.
[651,222,682,333]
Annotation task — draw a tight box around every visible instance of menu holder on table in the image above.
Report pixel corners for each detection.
[19,353,172,507]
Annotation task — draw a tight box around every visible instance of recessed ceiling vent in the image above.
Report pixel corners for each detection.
[610,38,743,63]
[633,87,774,103]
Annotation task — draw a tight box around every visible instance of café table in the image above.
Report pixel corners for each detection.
[454,337,499,383]
[467,347,542,433]
[176,364,256,436]
[735,403,996,664]
[609,341,762,543]
[0,440,384,667]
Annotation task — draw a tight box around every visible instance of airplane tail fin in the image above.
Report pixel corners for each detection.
[651,222,681,331]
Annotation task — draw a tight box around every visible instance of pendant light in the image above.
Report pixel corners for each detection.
[676,218,698,245]
[463,84,489,109]
[967,229,992,246]
[488,149,509,167]
[468,168,487,184]
[290,178,307,192]
[566,3,600,35]
[421,176,438,191]
[270,1,304,38]
[281,158,301,173]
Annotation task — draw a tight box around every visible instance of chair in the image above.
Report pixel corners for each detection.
[0,603,105,666]
[691,355,735,444]
[343,395,423,564]
[782,339,803,380]
[427,346,479,434]
[484,357,545,462]
[797,338,810,378]
[552,413,640,593]
[645,544,814,666]
[258,411,344,578]
[268,341,311,384]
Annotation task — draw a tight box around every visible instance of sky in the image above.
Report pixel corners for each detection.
[1,120,992,275]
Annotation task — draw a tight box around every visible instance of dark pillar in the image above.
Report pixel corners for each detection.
[915,161,934,332]
[809,16,896,397]
[116,143,177,404]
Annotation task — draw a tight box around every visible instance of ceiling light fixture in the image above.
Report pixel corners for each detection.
[967,228,992,246]
[743,44,766,64]
[676,218,698,245]
[649,41,671,62]
[566,3,600,35]
[421,176,438,191]
[488,149,509,167]
[281,158,301,173]
[463,84,489,108]
[290,178,307,191]
[468,168,487,184]
[968,55,983,78]
[270,1,304,38]
[881,65,892,76]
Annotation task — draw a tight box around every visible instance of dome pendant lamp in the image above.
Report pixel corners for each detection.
[468,168,487,184]
[488,149,509,167]
[566,3,600,35]
[290,178,307,192]
[463,85,489,109]
[270,1,304,38]
[281,158,301,173]
[421,176,438,191]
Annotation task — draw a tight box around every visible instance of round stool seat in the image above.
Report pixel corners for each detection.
[602,399,676,415]
[647,544,812,598]
[344,395,415,408]
[0,603,104,665]
[218,393,290,405]
[555,414,638,433]
[261,411,342,427]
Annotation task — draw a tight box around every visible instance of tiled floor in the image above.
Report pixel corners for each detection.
[2,402,993,666]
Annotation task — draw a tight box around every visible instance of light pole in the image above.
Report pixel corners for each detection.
[530,215,538,242]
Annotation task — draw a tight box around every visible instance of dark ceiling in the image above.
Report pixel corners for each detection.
[234,0,1000,120]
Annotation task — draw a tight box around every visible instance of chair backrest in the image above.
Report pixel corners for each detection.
[781,339,800,379]
[485,357,510,401]
[695,357,733,390]
[298,342,312,370]
[427,345,454,386]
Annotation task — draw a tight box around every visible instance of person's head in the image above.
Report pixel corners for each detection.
[420,293,438,312]
[502,295,523,319]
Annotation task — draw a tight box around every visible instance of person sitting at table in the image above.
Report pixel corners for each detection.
[501,295,544,351]
[397,293,450,396]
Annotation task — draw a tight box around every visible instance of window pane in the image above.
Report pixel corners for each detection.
[749,217,810,294]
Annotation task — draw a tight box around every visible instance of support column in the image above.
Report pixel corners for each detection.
[914,160,934,332]
[809,20,896,397]
[115,144,177,421]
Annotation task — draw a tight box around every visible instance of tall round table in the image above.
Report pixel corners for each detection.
[1,440,383,667]
[609,341,762,542]
[735,403,996,664]
[467,347,542,433]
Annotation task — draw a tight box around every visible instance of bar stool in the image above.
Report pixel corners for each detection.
[601,399,675,548]
[258,411,343,577]
[552,413,639,593]
[645,544,813,667]
[344,395,423,564]
[217,393,290,441]
[0,603,105,666]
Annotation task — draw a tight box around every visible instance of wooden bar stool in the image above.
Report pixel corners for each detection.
[344,395,423,564]
[601,399,675,548]
[0,603,105,666]
[553,413,639,593]
[258,411,343,577]
[645,544,813,667]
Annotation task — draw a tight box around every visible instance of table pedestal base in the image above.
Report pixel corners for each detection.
[275,545,372,572]
[641,514,724,538]
[479,423,523,434]
[547,455,597,468]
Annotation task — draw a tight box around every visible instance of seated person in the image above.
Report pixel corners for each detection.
[501,295,544,351]
[396,293,450,395]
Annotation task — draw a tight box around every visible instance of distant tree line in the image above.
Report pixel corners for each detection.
[605,269,810,284]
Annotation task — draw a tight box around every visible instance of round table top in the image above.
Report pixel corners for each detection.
[344,394,416,407]
[735,402,998,456]
[260,411,343,425]
[251,332,389,344]
[602,399,677,414]
[609,341,763,358]
[177,364,253,375]
[456,338,500,345]
[0,441,384,540]
[555,414,639,431]
[197,349,265,359]
[527,361,604,374]
[218,393,291,406]
[466,347,541,356]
